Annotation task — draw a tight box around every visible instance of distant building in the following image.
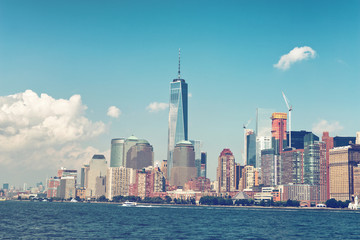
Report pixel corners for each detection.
[333,136,356,147]
[57,177,76,199]
[167,69,189,180]
[126,139,154,169]
[356,132,360,145]
[110,138,125,167]
[282,184,319,204]
[303,133,320,185]
[354,165,360,198]
[170,141,197,187]
[129,166,165,199]
[190,140,202,177]
[200,152,207,178]
[329,145,360,201]
[124,135,140,167]
[3,183,9,190]
[217,149,236,193]
[322,132,334,200]
[95,176,106,198]
[160,160,168,180]
[280,148,303,185]
[47,177,61,198]
[286,130,312,150]
[57,168,77,180]
[240,165,258,190]
[271,112,287,155]
[106,167,136,200]
[261,149,276,186]
[256,108,274,171]
[83,154,108,198]
[246,130,256,167]
[183,177,211,192]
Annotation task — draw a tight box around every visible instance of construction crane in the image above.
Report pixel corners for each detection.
[282,91,293,148]
[243,118,252,164]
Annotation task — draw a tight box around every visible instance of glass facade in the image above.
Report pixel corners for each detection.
[168,78,188,179]
[110,138,125,167]
[190,140,202,177]
[246,133,256,167]
[303,133,320,185]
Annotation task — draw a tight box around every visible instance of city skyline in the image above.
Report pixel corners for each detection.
[0,1,359,186]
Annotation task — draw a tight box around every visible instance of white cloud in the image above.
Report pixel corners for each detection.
[312,119,344,135]
[274,46,316,70]
[188,93,192,98]
[107,106,121,118]
[0,90,107,183]
[146,102,168,112]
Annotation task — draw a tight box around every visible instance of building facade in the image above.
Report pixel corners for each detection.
[271,112,287,155]
[110,138,125,167]
[126,139,154,169]
[167,74,188,180]
[106,167,136,200]
[217,149,236,193]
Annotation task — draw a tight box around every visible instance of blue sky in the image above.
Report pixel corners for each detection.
[0,0,359,186]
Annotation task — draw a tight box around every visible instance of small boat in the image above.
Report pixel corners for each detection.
[122,201,137,207]
[0,197,6,201]
[70,198,78,203]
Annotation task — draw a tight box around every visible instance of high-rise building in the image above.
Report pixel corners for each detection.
[318,141,327,202]
[2,183,9,190]
[160,160,168,181]
[56,177,76,199]
[356,132,360,145]
[333,136,356,147]
[286,130,312,150]
[256,108,274,170]
[322,132,333,200]
[256,136,271,171]
[47,177,60,198]
[124,136,139,167]
[271,112,287,155]
[329,145,360,201]
[106,167,136,200]
[190,140,202,177]
[261,149,276,186]
[84,154,108,198]
[110,138,125,167]
[126,139,154,169]
[129,166,165,199]
[303,133,320,185]
[170,141,196,187]
[246,130,256,167]
[200,152,207,178]
[353,165,360,198]
[240,165,258,190]
[217,149,236,193]
[280,148,303,185]
[167,54,188,180]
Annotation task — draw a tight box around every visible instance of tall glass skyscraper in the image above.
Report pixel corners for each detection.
[167,52,188,179]
[110,138,125,167]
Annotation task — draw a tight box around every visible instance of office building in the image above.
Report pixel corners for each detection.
[126,139,154,169]
[3,183,9,190]
[84,154,108,198]
[167,56,188,180]
[190,140,202,177]
[201,152,207,178]
[246,130,256,167]
[322,132,334,200]
[329,145,360,201]
[124,135,139,167]
[303,133,320,185]
[57,177,76,199]
[110,138,125,167]
[333,136,356,147]
[271,113,287,155]
[170,141,196,187]
[129,166,165,199]
[106,167,136,200]
[217,149,236,193]
[286,130,311,150]
[280,148,303,185]
[256,108,274,170]
[356,132,360,145]
[261,149,276,186]
[47,177,61,198]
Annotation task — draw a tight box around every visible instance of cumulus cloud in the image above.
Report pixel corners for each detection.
[107,106,121,118]
[146,102,168,112]
[274,46,316,70]
[312,119,344,135]
[0,90,107,183]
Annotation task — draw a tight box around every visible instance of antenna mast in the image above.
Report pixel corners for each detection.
[178,48,181,79]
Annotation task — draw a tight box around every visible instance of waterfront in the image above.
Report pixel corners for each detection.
[1,201,360,239]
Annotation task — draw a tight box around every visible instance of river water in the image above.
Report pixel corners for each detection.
[1,201,359,239]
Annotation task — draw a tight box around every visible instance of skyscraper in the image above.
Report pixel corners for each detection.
[246,130,256,167]
[126,139,154,169]
[168,50,188,179]
[190,140,202,177]
[271,112,287,155]
[217,149,236,193]
[110,138,125,167]
[256,108,274,170]
[170,140,196,187]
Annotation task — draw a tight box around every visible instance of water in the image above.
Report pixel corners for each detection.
[1,201,360,239]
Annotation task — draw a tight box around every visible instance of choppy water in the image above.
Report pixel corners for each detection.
[1,201,360,239]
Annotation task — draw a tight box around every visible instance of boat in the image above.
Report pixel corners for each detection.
[70,198,78,203]
[122,201,137,207]
[0,197,6,201]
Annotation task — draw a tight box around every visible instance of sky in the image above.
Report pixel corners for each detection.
[0,0,359,187]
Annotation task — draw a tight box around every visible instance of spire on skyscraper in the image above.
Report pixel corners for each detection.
[178,48,181,79]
